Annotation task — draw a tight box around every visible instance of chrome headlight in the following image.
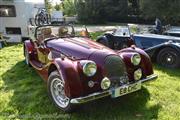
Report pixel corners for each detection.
[101,77,111,90]
[131,53,141,65]
[134,68,142,81]
[81,61,97,77]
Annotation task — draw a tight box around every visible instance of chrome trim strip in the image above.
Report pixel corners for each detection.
[70,74,158,104]
[141,74,158,83]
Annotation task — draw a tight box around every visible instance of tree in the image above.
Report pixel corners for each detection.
[45,0,52,13]
[62,0,77,16]
[140,0,180,25]
[76,0,106,23]
[76,0,128,23]
[128,0,140,15]
[103,0,128,21]
[54,3,61,11]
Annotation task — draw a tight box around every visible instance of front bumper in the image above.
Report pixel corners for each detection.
[70,74,158,104]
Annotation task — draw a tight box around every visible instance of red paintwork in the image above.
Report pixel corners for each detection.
[24,33,154,98]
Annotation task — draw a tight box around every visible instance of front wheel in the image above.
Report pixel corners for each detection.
[157,47,180,68]
[48,71,74,112]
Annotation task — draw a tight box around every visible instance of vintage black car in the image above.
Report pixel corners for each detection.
[97,26,180,68]
[137,24,180,37]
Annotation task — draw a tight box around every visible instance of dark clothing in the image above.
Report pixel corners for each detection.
[155,18,162,34]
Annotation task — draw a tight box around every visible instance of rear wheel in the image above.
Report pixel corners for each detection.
[157,47,180,68]
[48,71,74,112]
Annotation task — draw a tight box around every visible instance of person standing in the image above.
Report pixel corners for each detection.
[155,18,162,34]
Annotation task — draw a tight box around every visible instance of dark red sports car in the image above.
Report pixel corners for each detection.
[24,24,157,112]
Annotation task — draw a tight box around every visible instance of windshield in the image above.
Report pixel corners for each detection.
[128,24,153,34]
[113,27,131,37]
[35,25,89,41]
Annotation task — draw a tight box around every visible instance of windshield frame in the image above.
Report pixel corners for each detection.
[113,26,131,37]
[34,24,75,39]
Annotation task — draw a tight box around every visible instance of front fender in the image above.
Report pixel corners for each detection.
[97,36,109,46]
[24,40,34,54]
[118,47,154,79]
[53,58,83,98]
[144,42,180,60]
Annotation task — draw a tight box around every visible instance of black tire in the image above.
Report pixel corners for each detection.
[157,47,180,68]
[48,71,74,112]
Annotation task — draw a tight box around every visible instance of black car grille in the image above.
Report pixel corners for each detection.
[104,55,128,87]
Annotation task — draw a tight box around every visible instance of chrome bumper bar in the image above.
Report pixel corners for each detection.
[70,74,158,104]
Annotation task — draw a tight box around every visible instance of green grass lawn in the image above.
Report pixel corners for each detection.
[0,44,180,120]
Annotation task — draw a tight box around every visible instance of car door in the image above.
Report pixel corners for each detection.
[133,35,155,49]
[37,43,50,65]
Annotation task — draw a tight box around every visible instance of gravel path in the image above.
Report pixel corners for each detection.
[75,25,117,32]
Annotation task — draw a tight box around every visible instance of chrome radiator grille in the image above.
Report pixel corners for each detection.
[104,55,128,87]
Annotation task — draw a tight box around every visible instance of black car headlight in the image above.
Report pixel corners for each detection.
[80,60,97,77]
[131,53,141,65]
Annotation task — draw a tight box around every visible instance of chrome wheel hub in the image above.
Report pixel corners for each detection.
[50,78,70,108]
[164,53,175,65]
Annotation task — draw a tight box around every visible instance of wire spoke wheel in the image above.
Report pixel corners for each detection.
[48,71,74,112]
[157,48,180,68]
[50,78,70,108]
[161,52,176,65]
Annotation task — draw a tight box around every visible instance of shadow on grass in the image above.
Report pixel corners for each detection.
[2,61,161,120]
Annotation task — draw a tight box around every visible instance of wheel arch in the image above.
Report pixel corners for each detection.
[24,40,34,56]
[97,35,113,48]
[48,64,58,77]
[50,59,83,98]
[96,35,109,43]
[152,43,180,61]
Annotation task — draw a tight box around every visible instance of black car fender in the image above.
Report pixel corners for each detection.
[97,35,110,47]
[97,34,114,48]
[144,42,180,61]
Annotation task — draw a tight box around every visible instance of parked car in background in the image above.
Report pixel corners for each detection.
[24,24,157,112]
[51,10,64,24]
[97,26,180,68]
[130,24,180,37]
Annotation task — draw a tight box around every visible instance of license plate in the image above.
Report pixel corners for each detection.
[111,81,141,98]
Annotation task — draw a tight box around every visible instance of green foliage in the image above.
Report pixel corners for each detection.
[128,0,140,15]
[76,0,128,24]
[75,0,106,24]
[140,0,180,24]
[45,0,52,13]
[90,31,104,40]
[62,0,77,16]
[54,3,61,11]
[103,0,128,21]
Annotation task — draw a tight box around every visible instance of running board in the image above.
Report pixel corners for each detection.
[30,60,51,71]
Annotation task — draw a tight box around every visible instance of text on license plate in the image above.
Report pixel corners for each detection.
[111,81,141,98]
